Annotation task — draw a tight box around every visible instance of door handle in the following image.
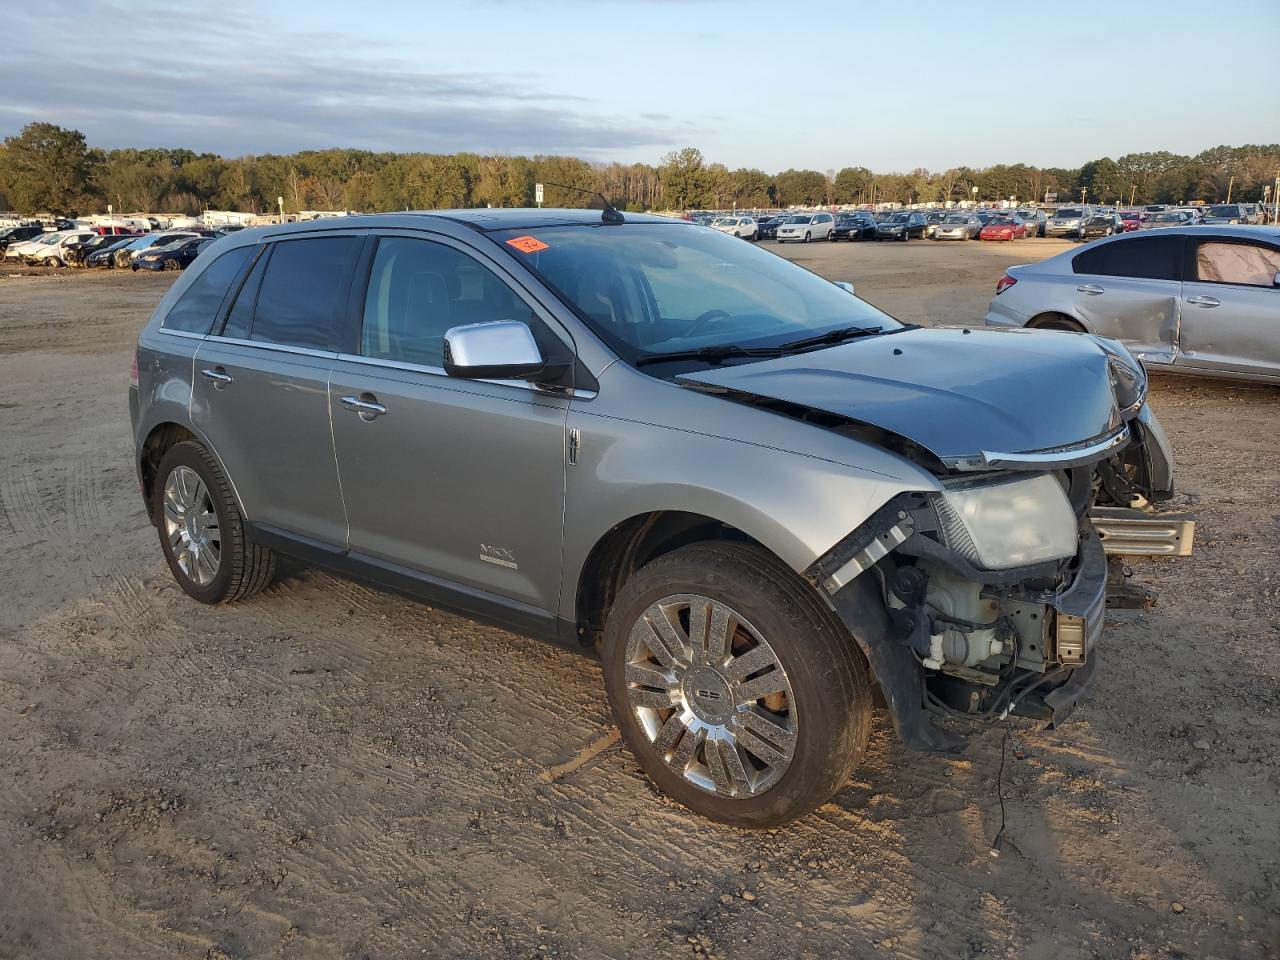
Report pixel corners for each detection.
[1185,295,1220,308]
[1076,284,1105,295]
[200,367,232,385]
[340,394,388,418]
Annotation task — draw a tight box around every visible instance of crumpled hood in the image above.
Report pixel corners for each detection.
[679,327,1124,463]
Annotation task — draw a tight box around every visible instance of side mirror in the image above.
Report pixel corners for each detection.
[443,320,548,380]
[833,280,856,295]
[1273,271,1280,289]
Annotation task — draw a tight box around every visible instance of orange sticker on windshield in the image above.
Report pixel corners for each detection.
[506,235,549,254]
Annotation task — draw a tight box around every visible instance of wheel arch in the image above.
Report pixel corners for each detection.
[138,420,246,525]
[573,510,773,647]
[1026,311,1088,332]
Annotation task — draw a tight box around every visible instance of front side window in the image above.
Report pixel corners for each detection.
[162,246,253,334]
[491,222,898,368]
[1072,235,1183,281]
[1194,241,1280,287]
[360,237,530,368]
[250,236,361,350]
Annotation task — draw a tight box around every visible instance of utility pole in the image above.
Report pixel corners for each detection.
[1226,175,1234,204]
[1129,184,1136,207]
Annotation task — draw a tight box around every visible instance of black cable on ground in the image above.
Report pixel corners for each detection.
[990,722,1011,858]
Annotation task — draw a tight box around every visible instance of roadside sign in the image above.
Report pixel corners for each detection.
[107,204,112,215]
[535,183,544,206]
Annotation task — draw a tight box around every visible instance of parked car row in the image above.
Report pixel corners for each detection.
[3,226,221,270]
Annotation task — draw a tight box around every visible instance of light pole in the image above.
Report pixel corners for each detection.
[971,185,978,208]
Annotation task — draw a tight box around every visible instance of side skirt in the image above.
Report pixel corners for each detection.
[244,522,585,655]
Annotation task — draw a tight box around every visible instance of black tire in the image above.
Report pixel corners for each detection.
[1030,313,1086,332]
[602,541,873,827]
[153,441,276,604]
[803,232,811,243]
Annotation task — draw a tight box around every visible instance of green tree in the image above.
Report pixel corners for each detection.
[658,147,708,209]
[773,169,826,206]
[1,122,95,213]
[833,166,872,204]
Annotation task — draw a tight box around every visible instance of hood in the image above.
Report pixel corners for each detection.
[678,327,1126,467]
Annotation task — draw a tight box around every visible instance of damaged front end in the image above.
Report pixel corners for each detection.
[806,404,1191,750]
[683,327,1194,749]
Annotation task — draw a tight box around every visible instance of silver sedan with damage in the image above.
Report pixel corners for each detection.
[985,225,1280,381]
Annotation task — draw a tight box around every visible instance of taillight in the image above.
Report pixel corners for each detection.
[129,353,139,386]
[995,273,1017,295]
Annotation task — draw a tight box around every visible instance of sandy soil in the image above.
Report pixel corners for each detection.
[1,242,1277,960]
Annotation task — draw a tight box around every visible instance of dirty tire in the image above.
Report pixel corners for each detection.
[602,541,872,827]
[153,441,275,604]
[1030,313,1086,332]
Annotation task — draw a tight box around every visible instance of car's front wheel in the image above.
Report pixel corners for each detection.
[154,441,276,604]
[602,542,872,827]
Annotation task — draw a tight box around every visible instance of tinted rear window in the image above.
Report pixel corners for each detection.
[249,236,361,350]
[161,246,253,334]
[1072,235,1184,281]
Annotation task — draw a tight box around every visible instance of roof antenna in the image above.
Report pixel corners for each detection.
[542,182,625,223]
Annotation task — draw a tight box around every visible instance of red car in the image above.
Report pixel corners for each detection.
[978,216,1027,241]
[1118,211,1142,232]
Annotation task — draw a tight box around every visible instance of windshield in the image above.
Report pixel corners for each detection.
[1086,216,1111,224]
[887,213,910,223]
[490,223,900,368]
[783,215,812,224]
[1056,209,1084,219]
[1207,205,1241,217]
[990,218,1016,225]
[1153,213,1182,222]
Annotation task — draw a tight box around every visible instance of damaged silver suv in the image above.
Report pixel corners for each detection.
[130,209,1192,826]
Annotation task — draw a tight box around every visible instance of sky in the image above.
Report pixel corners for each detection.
[4,0,1278,172]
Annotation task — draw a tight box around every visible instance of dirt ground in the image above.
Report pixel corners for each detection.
[1,240,1277,960]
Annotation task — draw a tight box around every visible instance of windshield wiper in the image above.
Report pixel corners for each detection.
[774,325,884,352]
[633,343,786,367]
[634,325,895,368]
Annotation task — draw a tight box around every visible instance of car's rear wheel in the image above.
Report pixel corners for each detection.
[602,541,872,827]
[154,441,276,604]
[1029,312,1086,332]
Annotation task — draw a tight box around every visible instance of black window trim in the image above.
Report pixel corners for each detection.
[1183,234,1280,290]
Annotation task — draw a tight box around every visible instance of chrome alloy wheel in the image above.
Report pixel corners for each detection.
[162,465,220,586]
[624,594,796,798]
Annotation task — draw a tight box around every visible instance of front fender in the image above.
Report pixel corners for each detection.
[559,409,937,622]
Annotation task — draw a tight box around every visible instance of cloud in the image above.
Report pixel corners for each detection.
[0,4,677,158]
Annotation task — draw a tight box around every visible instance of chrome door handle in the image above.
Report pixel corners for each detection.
[1076,284,1104,295]
[340,395,387,417]
[200,367,232,384]
[1186,295,1220,307]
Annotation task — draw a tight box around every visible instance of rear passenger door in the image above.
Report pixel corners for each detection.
[1177,235,1280,378]
[1068,234,1185,365]
[327,231,574,625]
[192,232,365,547]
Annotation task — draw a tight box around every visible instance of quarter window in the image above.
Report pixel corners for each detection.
[1194,241,1280,287]
[250,236,361,350]
[1072,235,1183,281]
[161,246,253,334]
[360,237,529,368]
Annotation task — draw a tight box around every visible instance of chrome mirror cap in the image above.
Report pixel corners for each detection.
[443,320,545,380]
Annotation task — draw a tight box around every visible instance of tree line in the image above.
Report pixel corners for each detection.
[1,122,1276,217]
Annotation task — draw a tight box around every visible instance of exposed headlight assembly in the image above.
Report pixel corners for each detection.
[933,474,1078,570]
